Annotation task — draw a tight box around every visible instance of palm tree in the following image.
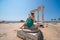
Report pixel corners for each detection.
[54,18,56,21]
[51,18,56,22]
[58,18,60,21]
[51,19,53,21]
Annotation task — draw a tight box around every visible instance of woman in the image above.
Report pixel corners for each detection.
[20,13,35,29]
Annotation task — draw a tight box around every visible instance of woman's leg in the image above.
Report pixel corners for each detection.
[20,22,27,29]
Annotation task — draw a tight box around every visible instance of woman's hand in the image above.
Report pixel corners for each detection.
[20,27,23,29]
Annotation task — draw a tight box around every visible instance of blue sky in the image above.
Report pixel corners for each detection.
[0,0,60,21]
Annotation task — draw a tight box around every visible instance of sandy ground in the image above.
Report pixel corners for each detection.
[40,23,60,40]
[0,23,24,40]
[0,23,60,40]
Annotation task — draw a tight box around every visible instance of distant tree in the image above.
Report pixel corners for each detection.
[20,20,25,22]
[51,19,53,21]
[2,20,5,23]
[54,18,56,21]
[58,18,60,21]
[51,18,56,22]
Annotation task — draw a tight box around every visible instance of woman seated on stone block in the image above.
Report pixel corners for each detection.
[20,12,36,29]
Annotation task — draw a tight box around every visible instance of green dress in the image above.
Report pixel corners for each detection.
[26,18,34,29]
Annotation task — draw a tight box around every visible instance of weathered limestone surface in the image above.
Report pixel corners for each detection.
[17,29,41,40]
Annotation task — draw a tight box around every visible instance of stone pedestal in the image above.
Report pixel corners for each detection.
[17,29,40,40]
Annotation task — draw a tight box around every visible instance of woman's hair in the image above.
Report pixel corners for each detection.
[31,12,34,17]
